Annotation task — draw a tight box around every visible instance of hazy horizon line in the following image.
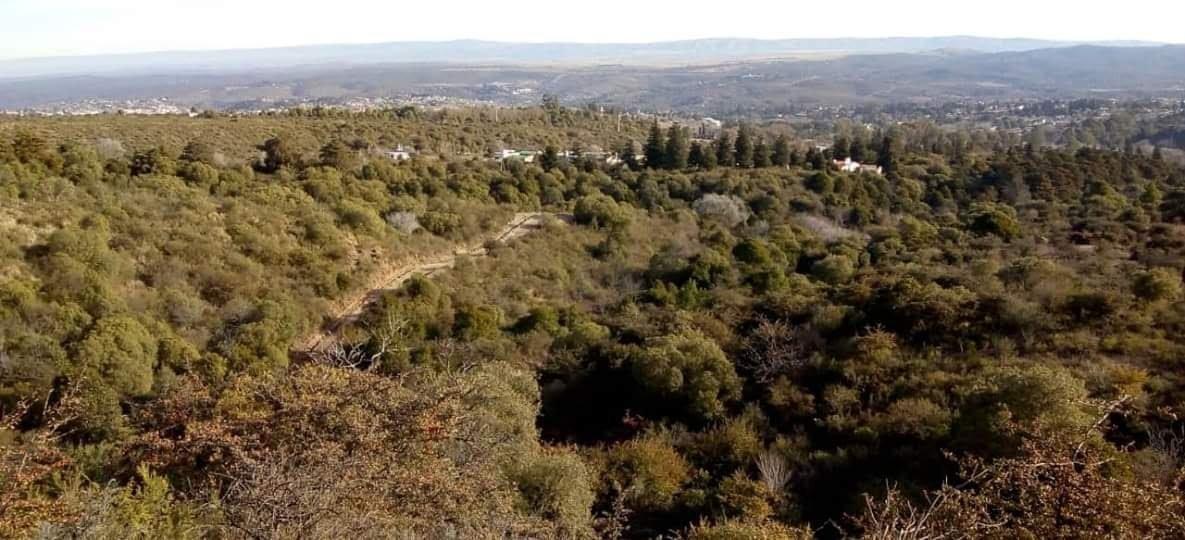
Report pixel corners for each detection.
[0,34,1176,63]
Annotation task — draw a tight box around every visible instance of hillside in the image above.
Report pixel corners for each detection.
[2,45,1182,112]
[3,108,1185,538]
[0,36,1162,79]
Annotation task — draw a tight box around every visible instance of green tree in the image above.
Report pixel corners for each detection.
[75,315,159,397]
[631,330,741,420]
[689,142,707,169]
[664,125,690,170]
[180,140,217,165]
[753,137,772,168]
[618,140,642,170]
[877,135,899,177]
[772,135,792,167]
[259,136,296,173]
[540,145,561,171]
[1133,268,1182,302]
[715,131,735,167]
[644,122,666,169]
[966,202,1021,240]
[130,147,173,177]
[734,126,754,169]
[319,139,358,170]
[849,137,866,162]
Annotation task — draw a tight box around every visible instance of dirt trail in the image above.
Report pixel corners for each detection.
[297,212,565,354]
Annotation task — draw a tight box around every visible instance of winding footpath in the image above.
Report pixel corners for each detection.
[296,212,566,355]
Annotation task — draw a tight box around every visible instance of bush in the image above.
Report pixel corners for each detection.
[454,304,502,341]
[505,448,595,535]
[75,315,158,397]
[631,330,742,420]
[601,436,692,512]
[966,202,1021,240]
[716,472,774,521]
[1133,268,1182,302]
[420,211,463,236]
[686,519,812,540]
[574,194,630,230]
[810,254,855,285]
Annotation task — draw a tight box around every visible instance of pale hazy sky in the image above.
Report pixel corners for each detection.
[1,0,1183,60]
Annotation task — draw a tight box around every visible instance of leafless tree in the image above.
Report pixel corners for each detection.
[693,194,751,228]
[755,450,792,493]
[316,317,410,371]
[740,318,821,383]
[386,211,422,235]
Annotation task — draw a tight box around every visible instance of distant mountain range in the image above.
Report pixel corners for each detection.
[0,37,1168,79]
[0,39,1182,113]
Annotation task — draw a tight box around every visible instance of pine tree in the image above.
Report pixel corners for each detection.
[715,131,735,167]
[754,138,772,168]
[618,140,641,170]
[849,138,866,162]
[540,144,561,171]
[878,135,899,177]
[772,135,792,167]
[644,122,666,169]
[833,136,851,160]
[701,144,718,170]
[688,141,706,169]
[734,126,754,169]
[664,125,690,170]
[805,147,826,170]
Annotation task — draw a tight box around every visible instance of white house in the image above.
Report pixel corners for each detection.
[833,157,883,175]
[494,149,541,163]
[385,145,415,161]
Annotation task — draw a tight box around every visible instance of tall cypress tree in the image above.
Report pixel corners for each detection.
[715,131,735,167]
[688,141,706,170]
[734,126,754,169]
[618,140,640,170]
[849,138,866,162]
[644,122,666,169]
[754,137,772,168]
[664,125,690,170]
[878,135,899,176]
[833,136,851,160]
[772,135,792,167]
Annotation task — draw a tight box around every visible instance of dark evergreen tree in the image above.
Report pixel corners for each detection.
[833,136,851,160]
[688,141,706,170]
[540,144,561,171]
[258,136,295,173]
[701,143,718,170]
[808,146,828,170]
[319,139,356,169]
[715,131,735,167]
[753,137,772,168]
[618,140,641,170]
[878,135,899,177]
[644,122,666,169]
[734,126,754,169]
[664,125,690,170]
[772,135,792,167]
[849,138,866,162]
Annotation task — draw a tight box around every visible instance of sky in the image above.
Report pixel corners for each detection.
[1,0,1183,60]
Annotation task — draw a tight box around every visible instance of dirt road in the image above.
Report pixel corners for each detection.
[297,212,564,354]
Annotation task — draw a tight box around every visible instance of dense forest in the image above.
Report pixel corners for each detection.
[3,107,1185,539]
